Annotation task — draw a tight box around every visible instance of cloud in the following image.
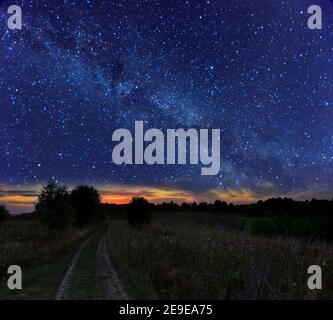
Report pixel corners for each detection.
[99,185,196,204]
[207,188,271,203]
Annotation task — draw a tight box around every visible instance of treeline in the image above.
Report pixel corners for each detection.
[1,186,332,241]
[21,182,105,231]
[107,197,333,241]
[0,184,153,233]
[34,182,105,230]
[160,198,333,241]
[151,197,333,217]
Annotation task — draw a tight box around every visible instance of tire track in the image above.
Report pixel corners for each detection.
[97,233,131,300]
[55,234,94,300]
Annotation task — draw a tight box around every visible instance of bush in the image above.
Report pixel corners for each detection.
[0,205,10,222]
[127,197,152,230]
[70,185,101,226]
[35,182,74,230]
[275,215,333,241]
[250,217,278,238]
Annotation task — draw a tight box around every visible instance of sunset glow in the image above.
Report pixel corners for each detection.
[1,183,330,214]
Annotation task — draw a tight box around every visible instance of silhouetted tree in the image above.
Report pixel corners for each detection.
[181,202,190,211]
[127,197,152,229]
[70,185,101,226]
[191,202,198,211]
[108,195,333,241]
[0,205,10,222]
[214,200,229,213]
[35,182,74,230]
[228,203,235,213]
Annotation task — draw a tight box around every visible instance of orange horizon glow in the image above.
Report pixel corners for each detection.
[0,183,331,214]
[100,185,197,205]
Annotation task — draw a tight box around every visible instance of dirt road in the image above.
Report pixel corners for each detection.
[55,230,130,300]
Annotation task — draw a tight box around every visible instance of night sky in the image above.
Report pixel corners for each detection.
[0,0,333,213]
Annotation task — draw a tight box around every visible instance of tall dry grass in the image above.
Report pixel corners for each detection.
[107,218,333,300]
[0,220,90,270]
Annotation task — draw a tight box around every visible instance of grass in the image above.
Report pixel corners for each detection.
[0,219,107,300]
[0,219,93,299]
[106,212,333,300]
[68,231,105,300]
[0,241,80,299]
[1,212,332,300]
[0,220,91,267]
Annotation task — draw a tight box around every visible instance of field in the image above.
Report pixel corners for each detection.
[0,211,332,300]
[107,212,333,300]
[0,219,92,299]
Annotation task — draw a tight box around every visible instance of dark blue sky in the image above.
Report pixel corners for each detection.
[0,0,332,212]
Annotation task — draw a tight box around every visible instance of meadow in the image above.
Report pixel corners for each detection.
[0,210,332,299]
[0,218,92,299]
[106,212,333,300]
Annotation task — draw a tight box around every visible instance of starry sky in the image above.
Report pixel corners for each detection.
[0,0,333,213]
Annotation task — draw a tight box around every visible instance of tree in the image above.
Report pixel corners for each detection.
[0,205,10,222]
[214,200,228,213]
[35,182,74,230]
[127,197,152,230]
[71,185,101,226]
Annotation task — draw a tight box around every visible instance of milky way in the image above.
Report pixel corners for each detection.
[0,0,333,210]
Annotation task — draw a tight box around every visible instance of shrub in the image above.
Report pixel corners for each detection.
[0,205,10,222]
[250,217,278,238]
[70,185,101,226]
[127,197,152,230]
[35,182,74,230]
